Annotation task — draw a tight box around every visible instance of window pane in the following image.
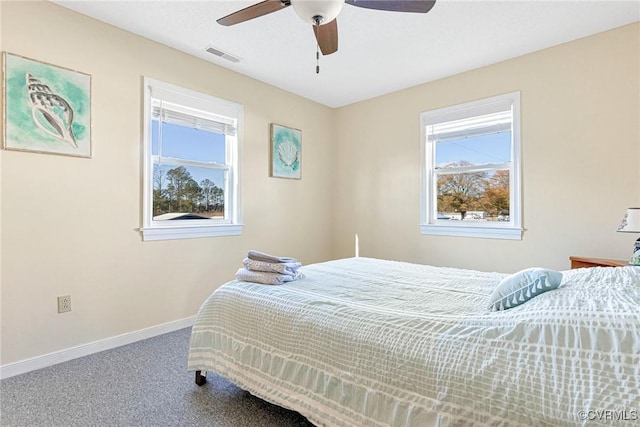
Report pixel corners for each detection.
[152,120,225,164]
[435,132,511,168]
[437,169,510,221]
[151,119,160,155]
[153,162,226,220]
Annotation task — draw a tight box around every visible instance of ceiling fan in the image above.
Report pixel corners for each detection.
[218,0,437,56]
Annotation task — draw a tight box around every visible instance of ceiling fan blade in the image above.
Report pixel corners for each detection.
[313,19,338,55]
[345,0,436,14]
[217,0,290,26]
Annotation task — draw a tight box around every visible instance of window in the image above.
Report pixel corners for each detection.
[141,78,242,241]
[420,92,521,240]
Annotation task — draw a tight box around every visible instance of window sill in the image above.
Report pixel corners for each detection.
[140,224,243,241]
[420,223,522,240]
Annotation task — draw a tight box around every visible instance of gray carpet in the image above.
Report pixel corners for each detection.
[0,328,314,427]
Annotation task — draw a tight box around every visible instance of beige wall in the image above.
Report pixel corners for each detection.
[1,1,639,367]
[0,1,334,365]
[332,23,640,272]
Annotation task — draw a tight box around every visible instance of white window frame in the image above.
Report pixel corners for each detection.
[420,92,522,240]
[140,77,243,241]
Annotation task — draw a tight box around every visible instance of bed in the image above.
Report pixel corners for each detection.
[187,257,640,426]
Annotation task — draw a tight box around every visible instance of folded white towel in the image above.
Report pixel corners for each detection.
[235,268,304,285]
[248,250,298,264]
[243,258,301,276]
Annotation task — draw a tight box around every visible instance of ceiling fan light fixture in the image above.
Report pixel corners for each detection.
[292,0,345,25]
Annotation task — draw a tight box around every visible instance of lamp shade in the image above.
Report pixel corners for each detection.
[618,207,640,233]
[292,0,345,25]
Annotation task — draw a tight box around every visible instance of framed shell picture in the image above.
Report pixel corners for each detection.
[270,123,301,179]
[2,52,92,158]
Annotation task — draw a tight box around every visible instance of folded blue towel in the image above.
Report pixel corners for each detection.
[235,268,304,285]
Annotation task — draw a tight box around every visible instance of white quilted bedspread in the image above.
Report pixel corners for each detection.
[187,257,640,427]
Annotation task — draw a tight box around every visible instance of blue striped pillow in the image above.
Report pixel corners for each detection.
[488,268,563,311]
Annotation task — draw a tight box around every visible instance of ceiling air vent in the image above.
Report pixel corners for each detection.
[205,46,241,63]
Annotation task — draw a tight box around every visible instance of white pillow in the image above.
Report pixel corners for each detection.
[488,268,563,311]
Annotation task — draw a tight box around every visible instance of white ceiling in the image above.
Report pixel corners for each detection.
[51,0,640,108]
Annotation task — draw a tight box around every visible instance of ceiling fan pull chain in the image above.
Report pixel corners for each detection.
[316,43,320,74]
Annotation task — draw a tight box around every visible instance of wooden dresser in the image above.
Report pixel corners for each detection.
[569,256,628,269]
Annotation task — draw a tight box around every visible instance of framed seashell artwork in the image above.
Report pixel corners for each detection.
[2,52,91,158]
[270,123,301,179]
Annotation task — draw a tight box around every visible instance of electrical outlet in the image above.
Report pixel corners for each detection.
[57,295,71,313]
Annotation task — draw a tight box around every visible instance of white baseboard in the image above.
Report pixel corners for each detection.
[0,316,195,380]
